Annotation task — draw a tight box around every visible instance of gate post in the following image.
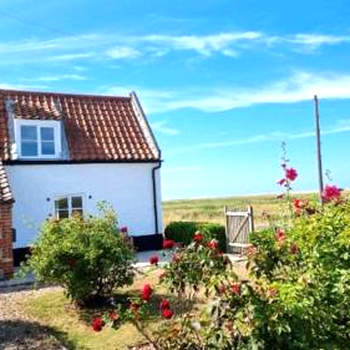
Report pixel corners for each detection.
[224,205,229,253]
[248,205,254,233]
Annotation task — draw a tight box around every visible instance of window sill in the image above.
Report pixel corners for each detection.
[17,157,63,161]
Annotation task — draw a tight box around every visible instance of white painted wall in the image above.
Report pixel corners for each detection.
[5,163,163,248]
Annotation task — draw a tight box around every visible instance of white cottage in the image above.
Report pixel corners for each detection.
[0,89,163,277]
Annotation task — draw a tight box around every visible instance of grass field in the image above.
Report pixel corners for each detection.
[163,191,349,229]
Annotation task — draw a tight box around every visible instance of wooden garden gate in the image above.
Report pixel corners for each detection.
[224,206,254,254]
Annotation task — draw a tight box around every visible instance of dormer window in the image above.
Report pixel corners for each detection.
[15,120,61,159]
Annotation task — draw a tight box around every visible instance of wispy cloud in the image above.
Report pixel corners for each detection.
[106,46,141,59]
[47,52,96,61]
[169,119,350,154]
[200,121,350,148]
[1,30,350,65]
[284,34,350,49]
[23,74,86,82]
[150,120,180,135]
[72,65,87,71]
[120,71,350,113]
[0,34,104,54]
[138,32,262,56]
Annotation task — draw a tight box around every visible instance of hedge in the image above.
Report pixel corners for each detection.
[164,221,226,252]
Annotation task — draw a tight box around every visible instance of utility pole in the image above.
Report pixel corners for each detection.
[314,95,324,203]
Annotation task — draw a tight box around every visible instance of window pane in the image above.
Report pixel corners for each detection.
[21,125,37,140]
[41,141,55,155]
[21,141,38,156]
[72,209,83,217]
[57,210,69,219]
[41,127,54,141]
[72,196,82,208]
[55,198,68,210]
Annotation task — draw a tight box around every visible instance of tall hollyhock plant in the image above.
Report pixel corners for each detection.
[276,142,300,219]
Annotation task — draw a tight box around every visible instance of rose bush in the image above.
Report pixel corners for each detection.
[160,235,230,296]
[23,203,136,305]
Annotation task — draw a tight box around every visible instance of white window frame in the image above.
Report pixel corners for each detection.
[53,194,85,220]
[14,119,61,159]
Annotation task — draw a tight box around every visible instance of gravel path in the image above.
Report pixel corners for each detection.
[0,287,66,350]
[0,287,155,350]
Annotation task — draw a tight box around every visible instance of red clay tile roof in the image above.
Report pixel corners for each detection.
[0,160,13,203]
[0,89,160,162]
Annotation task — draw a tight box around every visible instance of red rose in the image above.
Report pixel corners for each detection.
[231,283,241,296]
[91,317,104,332]
[293,199,308,210]
[277,178,286,186]
[322,184,341,202]
[293,199,301,208]
[141,284,153,301]
[109,311,119,321]
[285,168,298,181]
[193,232,204,242]
[160,299,170,310]
[120,226,128,233]
[293,199,309,216]
[161,308,174,319]
[275,229,285,242]
[207,239,219,250]
[149,255,159,265]
[163,239,175,249]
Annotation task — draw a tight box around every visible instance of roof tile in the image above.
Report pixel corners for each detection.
[0,89,160,162]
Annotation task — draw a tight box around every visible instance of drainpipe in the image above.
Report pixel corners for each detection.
[152,153,162,235]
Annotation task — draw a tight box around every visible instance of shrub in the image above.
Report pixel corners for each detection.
[164,221,199,245]
[161,235,230,296]
[24,203,136,305]
[200,222,226,252]
[164,221,226,252]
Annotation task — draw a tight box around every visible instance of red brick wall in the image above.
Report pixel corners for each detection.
[0,203,13,278]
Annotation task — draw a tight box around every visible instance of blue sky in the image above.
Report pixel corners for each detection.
[1,0,350,199]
